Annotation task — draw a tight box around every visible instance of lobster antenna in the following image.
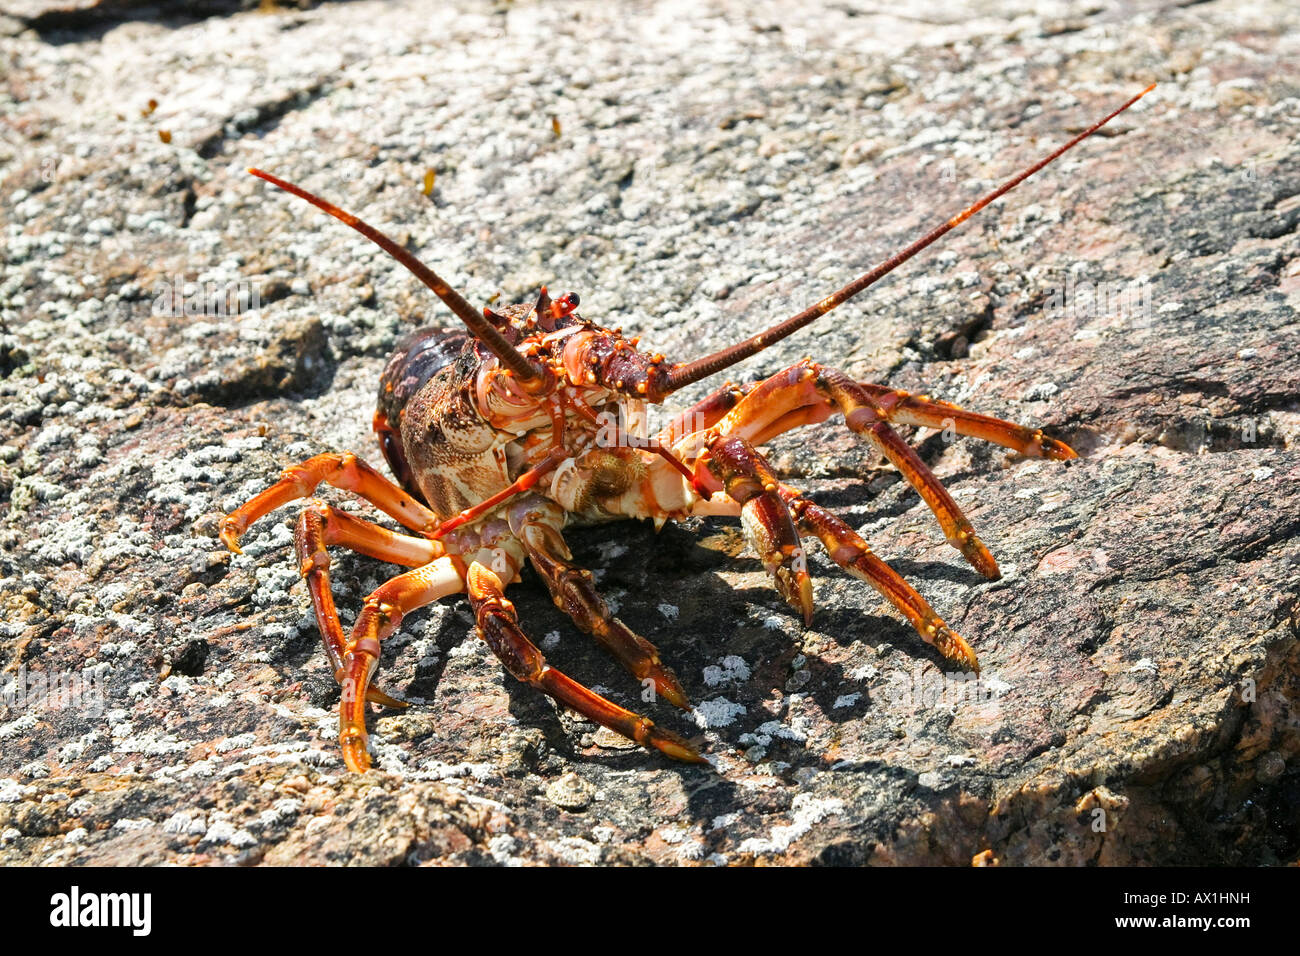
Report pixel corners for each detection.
[247,168,545,385]
[661,84,1156,394]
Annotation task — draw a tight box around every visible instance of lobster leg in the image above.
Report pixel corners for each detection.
[222,451,441,551]
[854,383,1077,460]
[667,369,1074,461]
[505,497,690,709]
[696,435,814,624]
[780,488,979,671]
[600,436,981,671]
[337,556,465,772]
[655,382,755,447]
[705,362,1080,579]
[295,502,443,708]
[853,416,1001,579]
[466,561,705,764]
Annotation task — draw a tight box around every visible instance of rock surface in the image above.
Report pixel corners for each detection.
[1,0,1297,866]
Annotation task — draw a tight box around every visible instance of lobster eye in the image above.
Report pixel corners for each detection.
[549,292,580,321]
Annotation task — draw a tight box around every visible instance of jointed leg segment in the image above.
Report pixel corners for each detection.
[782,490,978,671]
[507,498,690,709]
[855,383,1077,460]
[337,556,465,771]
[294,502,443,709]
[855,413,1000,579]
[702,362,1078,580]
[684,429,977,670]
[466,562,705,764]
[222,451,441,551]
[702,436,813,624]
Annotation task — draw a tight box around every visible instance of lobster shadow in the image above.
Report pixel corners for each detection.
[330,511,984,794]
[465,520,977,773]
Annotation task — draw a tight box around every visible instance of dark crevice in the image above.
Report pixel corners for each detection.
[15,0,310,44]
[933,297,995,360]
[179,183,197,228]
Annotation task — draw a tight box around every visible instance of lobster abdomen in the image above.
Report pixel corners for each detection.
[374,326,469,503]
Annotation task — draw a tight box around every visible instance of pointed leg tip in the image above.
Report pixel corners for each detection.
[660,742,709,765]
[342,744,372,773]
[958,534,1000,579]
[636,660,691,709]
[219,524,243,554]
[340,720,373,772]
[1039,436,1078,460]
[650,727,709,765]
[367,686,410,709]
[674,746,711,766]
[934,625,979,674]
[657,681,692,711]
[775,566,815,626]
[785,591,814,626]
[968,550,1000,579]
[798,574,814,626]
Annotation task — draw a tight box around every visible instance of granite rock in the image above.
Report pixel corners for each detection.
[1,0,1297,865]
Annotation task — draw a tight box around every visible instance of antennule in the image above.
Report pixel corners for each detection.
[661,84,1156,394]
[247,168,545,385]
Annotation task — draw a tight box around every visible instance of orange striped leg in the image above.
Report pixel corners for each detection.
[819,372,1000,579]
[708,363,833,445]
[655,382,756,447]
[698,435,814,623]
[295,502,443,708]
[337,556,465,772]
[466,562,705,764]
[506,498,689,708]
[707,364,1007,579]
[782,488,978,671]
[222,452,439,551]
[719,368,1077,461]
[853,383,1076,460]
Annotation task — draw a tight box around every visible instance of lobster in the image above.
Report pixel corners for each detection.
[221,85,1154,772]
